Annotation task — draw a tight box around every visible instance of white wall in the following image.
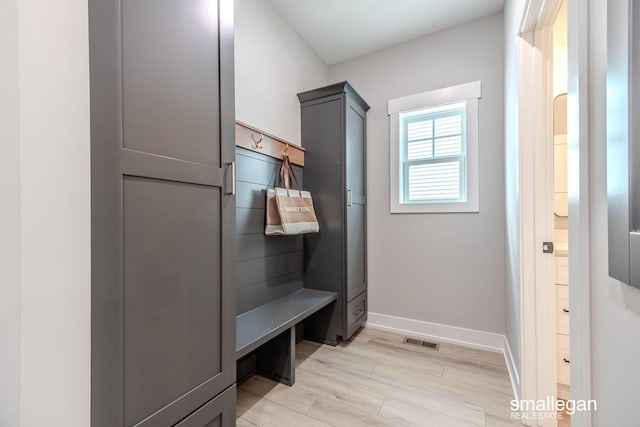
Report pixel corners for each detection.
[235,0,329,144]
[552,1,568,98]
[589,0,640,423]
[0,1,92,425]
[503,0,527,376]
[329,14,506,335]
[0,0,21,425]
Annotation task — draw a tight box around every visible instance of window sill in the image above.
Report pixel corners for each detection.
[390,200,479,214]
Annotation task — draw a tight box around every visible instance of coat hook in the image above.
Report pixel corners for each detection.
[282,143,290,157]
[252,133,264,149]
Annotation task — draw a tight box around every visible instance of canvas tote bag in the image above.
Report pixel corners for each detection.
[265,153,319,235]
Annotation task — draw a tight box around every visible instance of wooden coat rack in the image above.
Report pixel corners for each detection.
[235,120,304,166]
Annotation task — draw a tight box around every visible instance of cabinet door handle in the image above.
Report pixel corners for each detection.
[563,358,570,364]
[228,161,236,195]
[353,308,364,317]
[562,308,570,313]
[347,189,353,207]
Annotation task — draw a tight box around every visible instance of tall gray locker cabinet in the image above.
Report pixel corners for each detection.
[89,0,236,426]
[298,82,370,344]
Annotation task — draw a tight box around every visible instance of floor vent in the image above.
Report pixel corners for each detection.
[403,337,440,350]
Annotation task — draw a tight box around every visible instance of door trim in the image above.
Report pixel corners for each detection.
[565,1,593,425]
[517,0,593,426]
[531,22,557,427]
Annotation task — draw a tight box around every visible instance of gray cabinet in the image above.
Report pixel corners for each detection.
[298,82,370,343]
[89,0,236,425]
[607,0,640,289]
[174,385,236,427]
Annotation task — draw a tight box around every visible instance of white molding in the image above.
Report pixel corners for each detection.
[389,92,480,214]
[521,0,563,33]
[504,335,521,403]
[387,80,481,114]
[366,312,504,352]
[517,28,538,407]
[532,24,558,427]
[566,0,593,425]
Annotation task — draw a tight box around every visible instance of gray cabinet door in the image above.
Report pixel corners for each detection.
[300,96,347,342]
[345,98,367,302]
[299,82,369,343]
[90,0,235,426]
[174,385,236,427]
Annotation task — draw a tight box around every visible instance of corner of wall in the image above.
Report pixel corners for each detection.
[502,0,527,383]
[234,0,329,144]
[0,0,22,424]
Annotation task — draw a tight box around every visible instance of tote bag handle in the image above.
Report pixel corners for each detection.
[279,153,300,190]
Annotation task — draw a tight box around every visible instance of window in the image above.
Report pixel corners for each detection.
[388,81,481,213]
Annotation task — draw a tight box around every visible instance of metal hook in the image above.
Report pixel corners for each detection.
[282,143,290,157]
[252,133,264,149]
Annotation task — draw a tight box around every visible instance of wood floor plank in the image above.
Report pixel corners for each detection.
[296,340,378,374]
[236,389,330,427]
[238,327,519,427]
[372,363,514,408]
[235,417,257,427]
[558,414,571,427]
[379,398,479,427]
[241,369,387,417]
[557,403,572,427]
[294,369,387,414]
[341,328,372,345]
[442,365,513,395]
[483,402,517,420]
[240,375,317,413]
[336,339,446,378]
[297,356,486,426]
[484,414,525,427]
[304,397,397,427]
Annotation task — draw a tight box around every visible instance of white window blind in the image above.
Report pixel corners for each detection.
[401,102,466,203]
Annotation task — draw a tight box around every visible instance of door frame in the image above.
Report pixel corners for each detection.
[533,18,556,427]
[517,0,593,426]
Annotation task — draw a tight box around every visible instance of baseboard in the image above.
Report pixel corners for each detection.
[366,312,521,401]
[366,312,505,352]
[503,335,521,402]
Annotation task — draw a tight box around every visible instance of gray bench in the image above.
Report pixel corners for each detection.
[236,288,337,385]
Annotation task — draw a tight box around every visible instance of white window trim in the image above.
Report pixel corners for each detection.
[388,81,481,214]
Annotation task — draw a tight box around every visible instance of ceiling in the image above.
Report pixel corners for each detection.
[267,0,505,65]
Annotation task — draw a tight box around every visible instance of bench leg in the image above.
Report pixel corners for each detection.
[256,326,296,386]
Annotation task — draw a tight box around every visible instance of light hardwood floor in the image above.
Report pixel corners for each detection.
[236,327,526,426]
[556,384,571,427]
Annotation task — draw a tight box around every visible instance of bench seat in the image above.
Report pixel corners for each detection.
[236,288,337,358]
[235,288,337,385]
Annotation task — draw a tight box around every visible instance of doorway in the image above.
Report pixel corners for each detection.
[532,4,571,426]
[517,0,593,426]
